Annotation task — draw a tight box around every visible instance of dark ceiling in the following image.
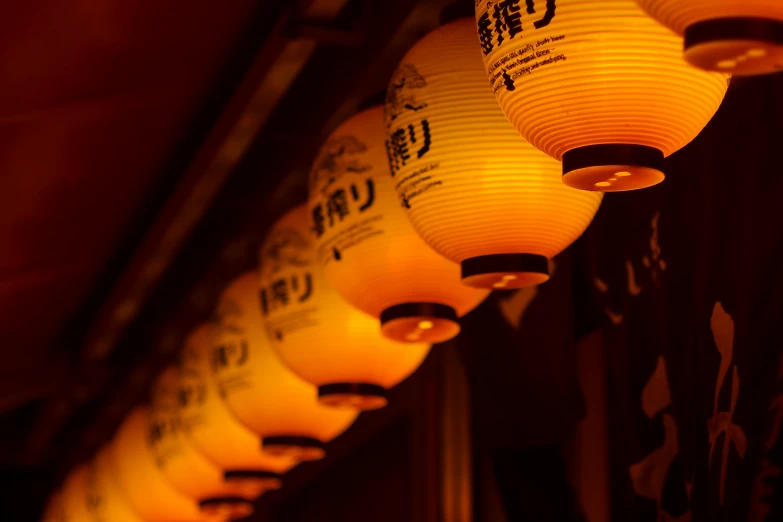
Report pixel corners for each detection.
[0,0,459,518]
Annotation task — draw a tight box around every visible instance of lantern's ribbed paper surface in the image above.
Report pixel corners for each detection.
[212,272,358,461]
[475,1,728,191]
[260,204,431,409]
[60,467,91,522]
[91,450,147,522]
[384,18,602,288]
[179,325,295,489]
[636,0,783,75]
[109,408,208,522]
[308,106,488,342]
[148,368,256,519]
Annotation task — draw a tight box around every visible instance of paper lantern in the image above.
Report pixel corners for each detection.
[148,368,258,519]
[40,492,66,522]
[474,2,728,191]
[636,0,783,75]
[88,449,147,522]
[259,204,431,409]
[109,408,217,522]
[60,466,91,522]
[308,106,489,343]
[211,272,358,461]
[384,18,602,289]
[178,325,296,492]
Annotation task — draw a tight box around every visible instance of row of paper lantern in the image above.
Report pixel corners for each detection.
[43,1,783,520]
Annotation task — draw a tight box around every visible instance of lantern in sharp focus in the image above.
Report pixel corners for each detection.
[89,449,147,522]
[211,272,358,461]
[636,0,783,75]
[178,325,296,494]
[148,368,259,520]
[308,106,489,343]
[109,408,217,522]
[385,18,602,289]
[260,204,431,409]
[475,1,728,191]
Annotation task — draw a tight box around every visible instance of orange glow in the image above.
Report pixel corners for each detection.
[40,492,66,522]
[384,19,602,289]
[211,273,358,461]
[91,449,148,522]
[259,205,431,410]
[147,368,258,519]
[60,466,91,522]
[636,0,783,75]
[178,325,296,491]
[308,106,488,343]
[109,408,215,522]
[475,1,728,191]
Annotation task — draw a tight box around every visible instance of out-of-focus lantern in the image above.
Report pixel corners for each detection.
[60,466,91,522]
[259,204,431,410]
[88,449,147,522]
[636,0,783,75]
[384,18,602,289]
[474,1,728,191]
[308,106,489,343]
[178,325,296,493]
[211,272,358,462]
[109,408,221,522]
[148,368,259,519]
[40,492,66,522]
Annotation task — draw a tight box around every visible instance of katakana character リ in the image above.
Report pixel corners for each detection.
[350,178,375,212]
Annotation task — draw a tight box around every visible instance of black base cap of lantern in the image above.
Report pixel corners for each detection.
[562,144,665,192]
[380,302,461,344]
[225,469,282,490]
[462,254,550,289]
[263,436,326,462]
[318,383,388,411]
[199,497,254,519]
[684,17,783,76]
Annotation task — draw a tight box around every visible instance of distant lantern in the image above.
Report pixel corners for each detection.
[211,272,358,462]
[178,325,297,494]
[384,18,602,289]
[474,1,728,191]
[60,466,91,522]
[260,204,431,410]
[109,408,216,522]
[636,0,783,75]
[148,367,260,520]
[308,106,489,343]
[89,449,147,522]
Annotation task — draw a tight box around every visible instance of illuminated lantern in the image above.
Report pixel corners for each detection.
[88,449,147,522]
[474,2,728,191]
[40,492,66,522]
[148,368,260,519]
[636,0,783,75]
[60,466,91,522]
[308,106,489,343]
[260,204,431,409]
[109,408,219,522]
[211,272,358,461]
[178,325,297,494]
[385,19,602,289]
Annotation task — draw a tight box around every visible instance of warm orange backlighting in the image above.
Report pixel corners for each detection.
[211,273,358,461]
[148,368,259,518]
[40,492,66,522]
[179,325,296,492]
[91,449,148,522]
[475,1,728,191]
[259,205,431,410]
[308,106,489,343]
[637,0,783,75]
[384,19,602,289]
[109,408,214,522]
[60,466,92,522]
